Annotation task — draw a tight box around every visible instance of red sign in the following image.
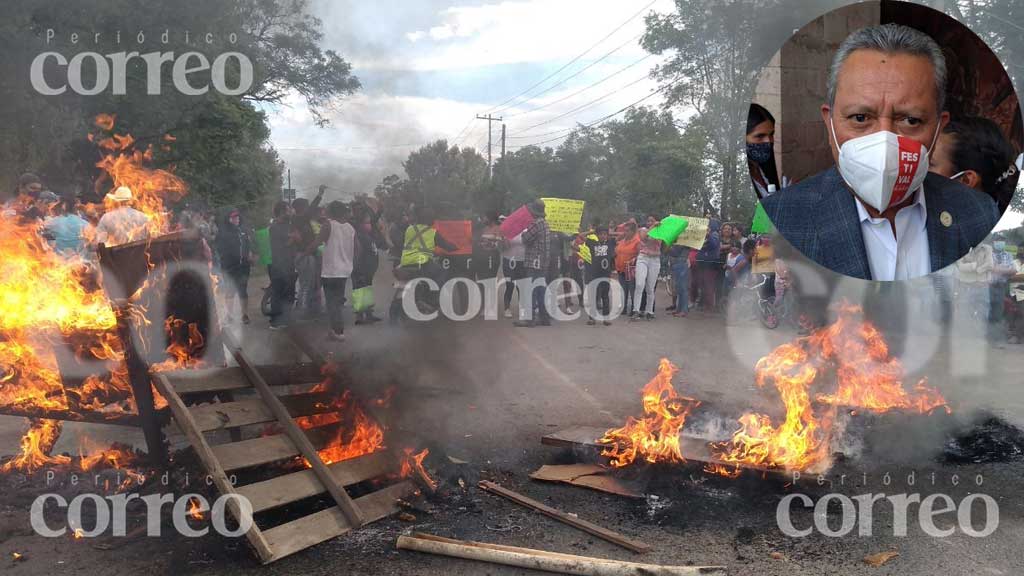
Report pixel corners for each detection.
[433,220,473,256]
[499,205,534,239]
[891,136,923,207]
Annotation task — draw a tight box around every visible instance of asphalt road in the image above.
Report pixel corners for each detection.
[3,273,1024,575]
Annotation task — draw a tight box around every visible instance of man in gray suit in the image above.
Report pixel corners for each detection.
[762,24,999,281]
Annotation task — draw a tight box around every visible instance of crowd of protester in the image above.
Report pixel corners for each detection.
[4,161,1022,347]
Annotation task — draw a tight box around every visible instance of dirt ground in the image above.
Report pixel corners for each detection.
[3,272,1024,575]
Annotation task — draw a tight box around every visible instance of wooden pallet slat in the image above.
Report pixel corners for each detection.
[211,424,342,471]
[262,480,416,562]
[236,451,396,514]
[188,392,339,432]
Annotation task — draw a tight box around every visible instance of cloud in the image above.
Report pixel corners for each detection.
[400,0,670,71]
[268,0,679,199]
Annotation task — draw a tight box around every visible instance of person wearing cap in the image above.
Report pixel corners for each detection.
[95,186,150,247]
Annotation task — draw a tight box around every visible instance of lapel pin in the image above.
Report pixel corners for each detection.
[940,211,953,227]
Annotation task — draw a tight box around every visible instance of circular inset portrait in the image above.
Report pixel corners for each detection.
[749,2,1021,281]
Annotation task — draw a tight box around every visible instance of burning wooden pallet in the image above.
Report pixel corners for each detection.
[153,336,419,564]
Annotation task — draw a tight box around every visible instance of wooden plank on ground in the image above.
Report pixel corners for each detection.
[262,480,415,562]
[478,480,651,553]
[153,373,275,564]
[236,451,396,513]
[397,533,727,575]
[188,392,338,432]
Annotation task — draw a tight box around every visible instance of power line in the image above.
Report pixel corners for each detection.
[504,53,652,119]
[448,116,478,145]
[507,83,670,149]
[482,0,657,114]
[494,32,646,117]
[507,73,652,137]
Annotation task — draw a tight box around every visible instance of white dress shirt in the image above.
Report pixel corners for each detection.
[854,186,930,281]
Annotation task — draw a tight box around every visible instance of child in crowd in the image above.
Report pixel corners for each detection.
[585,225,616,325]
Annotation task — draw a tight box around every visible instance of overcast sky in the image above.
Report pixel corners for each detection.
[261,0,674,201]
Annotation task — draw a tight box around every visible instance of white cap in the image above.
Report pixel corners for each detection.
[107,186,133,202]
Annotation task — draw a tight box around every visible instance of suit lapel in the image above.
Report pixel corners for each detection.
[923,175,960,272]
[814,168,872,280]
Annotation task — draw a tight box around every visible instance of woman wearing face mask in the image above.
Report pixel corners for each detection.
[747,103,783,199]
[930,116,1019,214]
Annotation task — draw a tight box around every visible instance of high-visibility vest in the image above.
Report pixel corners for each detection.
[400,224,436,267]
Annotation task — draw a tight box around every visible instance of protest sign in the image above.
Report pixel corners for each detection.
[674,216,709,249]
[254,227,272,266]
[541,198,585,234]
[750,202,774,234]
[648,215,688,244]
[433,220,473,256]
[500,205,533,239]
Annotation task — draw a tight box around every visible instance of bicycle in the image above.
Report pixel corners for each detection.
[726,273,794,329]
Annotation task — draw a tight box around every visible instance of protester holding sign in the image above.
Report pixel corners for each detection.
[615,221,640,315]
[632,215,663,320]
[516,200,554,327]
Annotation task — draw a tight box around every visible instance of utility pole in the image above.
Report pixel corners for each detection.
[476,114,502,178]
[282,168,296,202]
[501,123,506,159]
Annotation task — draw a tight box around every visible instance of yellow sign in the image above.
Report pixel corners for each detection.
[541,198,585,234]
[674,215,709,249]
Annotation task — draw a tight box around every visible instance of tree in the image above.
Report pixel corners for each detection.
[401,140,488,216]
[0,0,359,216]
[236,0,362,126]
[640,0,850,223]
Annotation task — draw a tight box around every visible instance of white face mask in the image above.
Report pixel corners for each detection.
[830,117,940,212]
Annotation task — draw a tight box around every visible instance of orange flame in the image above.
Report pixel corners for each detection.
[813,310,949,414]
[292,389,386,467]
[399,448,437,491]
[0,114,195,475]
[188,497,205,521]
[598,359,700,468]
[150,316,207,373]
[0,420,71,473]
[710,304,949,473]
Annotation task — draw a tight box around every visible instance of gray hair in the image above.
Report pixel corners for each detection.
[827,23,947,113]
